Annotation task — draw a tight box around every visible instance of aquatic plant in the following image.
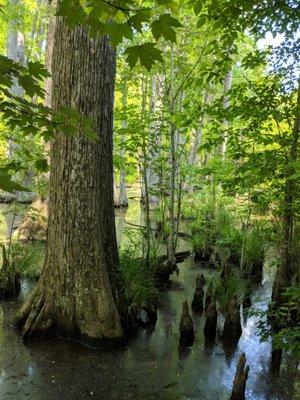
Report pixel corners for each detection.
[10,242,44,280]
[0,241,44,299]
[211,268,245,314]
[184,187,244,266]
[118,231,158,323]
[241,221,272,280]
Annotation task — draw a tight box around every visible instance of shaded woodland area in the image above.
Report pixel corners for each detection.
[0,0,299,399]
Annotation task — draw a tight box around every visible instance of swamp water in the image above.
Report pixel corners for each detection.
[0,195,299,400]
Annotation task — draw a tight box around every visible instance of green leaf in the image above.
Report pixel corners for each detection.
[128,13,148,32]
[125,43,164,71]
[151,14,182,43]
[35,158,49,173]
[197,16,206,28]
[0,172,27,193]
[194,1,203,15]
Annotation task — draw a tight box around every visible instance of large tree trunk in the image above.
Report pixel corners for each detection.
[16,14,123,344]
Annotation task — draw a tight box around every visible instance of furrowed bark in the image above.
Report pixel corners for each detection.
[16,12,123,344]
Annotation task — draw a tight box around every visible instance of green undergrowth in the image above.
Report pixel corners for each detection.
[118,229,158,319]
[5,241,44,281]
[182,187,275,273]
[119,250,158,317]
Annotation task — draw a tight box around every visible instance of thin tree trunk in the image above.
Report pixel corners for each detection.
[6,0,31,200]
[16,13,123,344]
[167,47,176,266]
[186,90,210,192]
[28,0,47,61]
[6,0,25,102]
[147,74,164,207]
[220,67,233,157]
[118,80,128,207]
[272,77,300,308]
[140,76,151,263]
[188,90,209,166]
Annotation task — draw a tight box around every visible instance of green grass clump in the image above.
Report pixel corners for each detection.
[242,222,267,266]
[118,230,158,320]
[119,251,158,317]
[9,242,44,280]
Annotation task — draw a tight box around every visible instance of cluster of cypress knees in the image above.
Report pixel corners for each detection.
[179,272,249,400]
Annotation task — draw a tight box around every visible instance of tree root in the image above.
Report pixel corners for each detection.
[15,293,54,341]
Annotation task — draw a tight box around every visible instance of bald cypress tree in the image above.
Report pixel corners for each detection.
[16,11,123,344]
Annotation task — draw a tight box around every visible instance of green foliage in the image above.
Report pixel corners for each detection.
[0,163,27,192]
[57,0,182,70]
[213,269,244,313]
[119,233,158,317]
[125,42,163,71]
[151,13,182,42]
[0,54,98,192]
[9,242,44,280]
[251,286,300,359]
[0,242,44,281]
[184,187,242,264]
[0,240,44,299]
[242,222,270,266]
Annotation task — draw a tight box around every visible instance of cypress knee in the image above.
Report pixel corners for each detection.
[204,282,213,310]
[243,291,252,310]
[179,300,195,345]
[0,244,20,300]
[250,261,263,282]
[191,274,205,312]
[270,343,282,376]
[223,296,242,341]
[204,298,217,339]
[230,353,249,400]
[145,300,158,325]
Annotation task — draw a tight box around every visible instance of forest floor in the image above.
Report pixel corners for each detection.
[0,192,299,400]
